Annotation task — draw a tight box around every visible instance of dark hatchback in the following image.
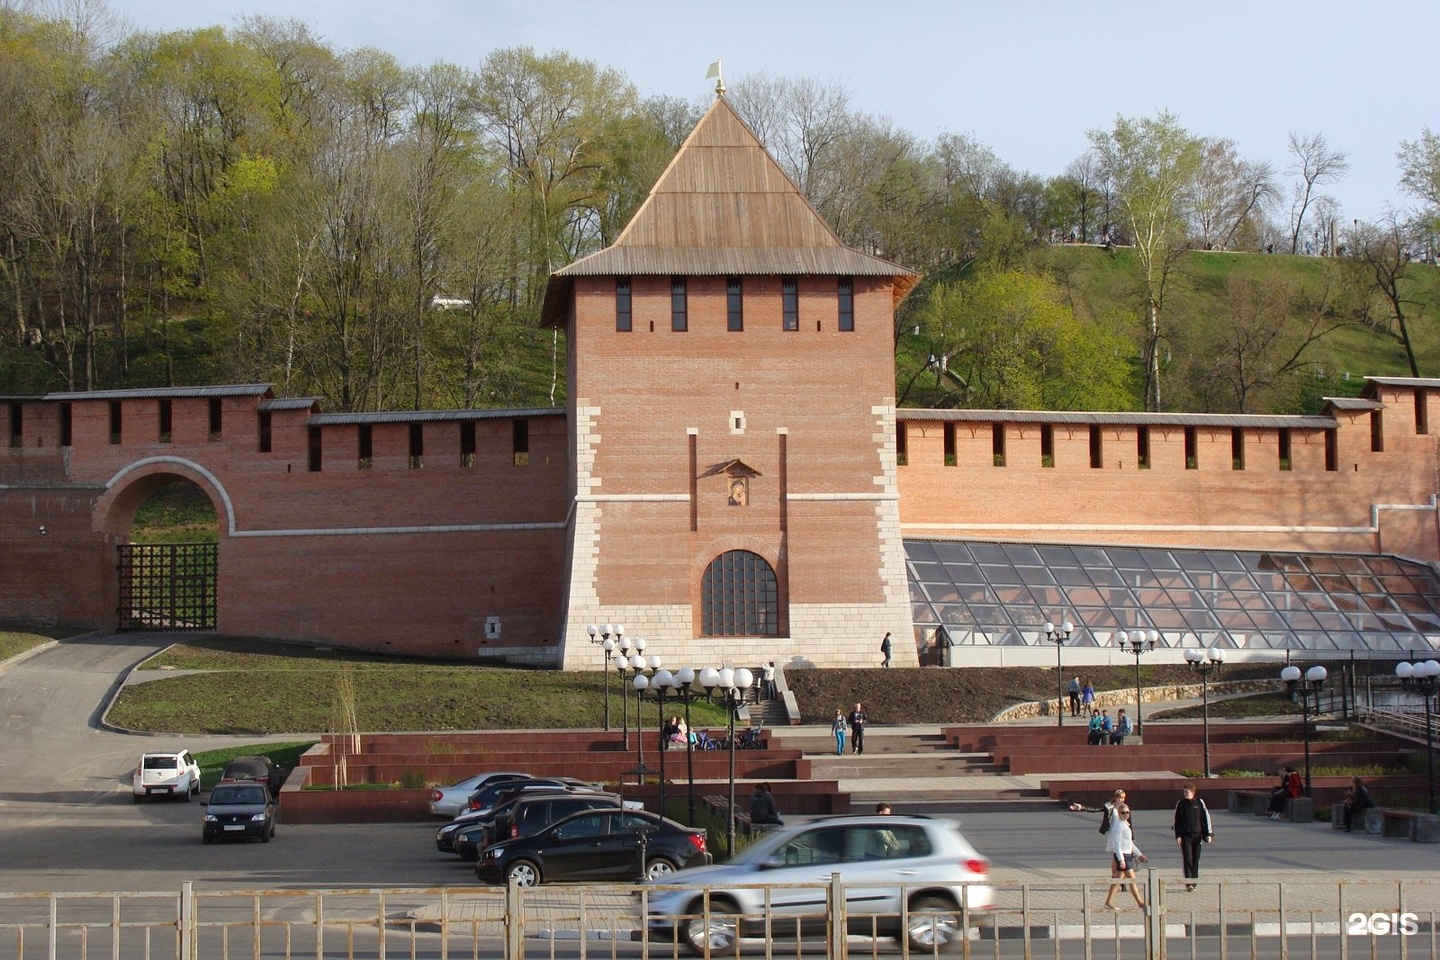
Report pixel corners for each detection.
[437,780,601,853]
[475,808,709,885]
[202,782,278,843]
[219,755,285,800]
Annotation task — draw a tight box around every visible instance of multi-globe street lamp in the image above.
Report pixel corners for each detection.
[1043,620,1073,727]
[1117,629,1157,736]
[1184,646,1225,778]
[699,666,753,858]
[1395,658,1440,815]
[1280,664,1328,797]
[586,623,622,731]
[649,667,706,824]
[612,637,645,750]
[636,663,674,818]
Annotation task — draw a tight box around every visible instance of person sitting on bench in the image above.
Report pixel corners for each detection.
[1109,709,1132,745]
[1342,776,1374,832]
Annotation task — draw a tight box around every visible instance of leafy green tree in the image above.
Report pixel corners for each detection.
[1089,112,1203,410]
[901,270,1134,410]
[1398,127,1440,232]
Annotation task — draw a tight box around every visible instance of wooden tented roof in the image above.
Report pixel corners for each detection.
[542,96,917,326]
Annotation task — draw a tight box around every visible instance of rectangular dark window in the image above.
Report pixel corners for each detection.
[838,277,854,332]
[990,423,1004,467]
[727,277,743,331]
[408,423,424,469]
[513,418,529,466]
[1040,424,1054,467]
[109,401,122,444]
[896,421,907,466]
[616,277,632,332]
[1325,430,1338,471]
[1278,428,1292,470]
[943,423,956,466]
[1136,425,1150,469]
[1184,427,1198,469]
[460,421,476,467]
[258,412,272,453]
[1416,388,1429,435]
[1371,410,1384,452]
[208,398,222,439]
[1231,427,1245,470]
[307,426,322,472]
[60,403,72,446]
[358,424,373,469]
[158,399,172,442]
[782,277,799,331]
[670,277,687,332]
[8,402,21,448]
[1088,425,1103,469]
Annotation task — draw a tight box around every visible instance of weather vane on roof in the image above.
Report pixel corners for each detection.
[706,60,725,98]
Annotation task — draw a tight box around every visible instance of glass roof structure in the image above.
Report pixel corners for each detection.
[906,540,1440,652]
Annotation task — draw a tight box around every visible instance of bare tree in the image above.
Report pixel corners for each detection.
[1347,216,1425,376]
[1286,132,1349,254]
[1190,138,1275,251]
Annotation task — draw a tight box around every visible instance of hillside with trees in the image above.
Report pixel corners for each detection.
[1,7,1437,415]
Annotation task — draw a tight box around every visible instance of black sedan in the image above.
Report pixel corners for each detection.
[202,782,277,843]
[475,809,709,885]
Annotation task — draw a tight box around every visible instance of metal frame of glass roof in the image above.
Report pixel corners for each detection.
[906,540,1440,653]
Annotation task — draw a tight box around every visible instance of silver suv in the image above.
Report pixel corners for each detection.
[643,814,991,955]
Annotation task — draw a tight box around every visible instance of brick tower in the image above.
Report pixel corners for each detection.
[545,95,919,670]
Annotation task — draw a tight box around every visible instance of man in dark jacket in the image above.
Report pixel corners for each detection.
[1172,783,1214,890]
[1343,777,1375,832]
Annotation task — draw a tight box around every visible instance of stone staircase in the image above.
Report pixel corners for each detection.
[769,729,1055,814]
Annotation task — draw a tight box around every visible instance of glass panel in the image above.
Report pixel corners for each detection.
[910,602,937,622]
[1065,587,1105,607]
[1028,586,1065,606]
[1052,567,1093,586]
[1105,548,1146,569]
[904,541,938,563]
[1014,565,1057,586]
[920,582,962,603]
[1087,568,1126,587]
[1181,609,1222,632]
[930,541,974,563]
[1137,549,1181,569]
[1036,545,1080,566]
[966,543,1010,564]
[1002,544,1043,565]
[1134,588,1171,606]
[910,562,949,582]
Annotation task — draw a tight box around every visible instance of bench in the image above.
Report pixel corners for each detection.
[1361,807,1440,842]
[1227,789,1269,816]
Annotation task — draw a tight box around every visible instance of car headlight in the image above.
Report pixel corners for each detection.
[203,814,218,822]
[250,813,269,822]
[484,847,504,859]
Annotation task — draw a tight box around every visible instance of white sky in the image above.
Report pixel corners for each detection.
[102,0,1437,224]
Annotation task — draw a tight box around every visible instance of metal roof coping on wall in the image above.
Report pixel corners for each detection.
[257,397,321,412]
[896,408,1337,430]
[1323,397,1386,411]
[307,407,563,426]
[1364,376,1440,388]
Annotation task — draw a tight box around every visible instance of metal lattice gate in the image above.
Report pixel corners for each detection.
[117,543,218,632]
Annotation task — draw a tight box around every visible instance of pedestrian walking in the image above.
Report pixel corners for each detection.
[1172,783,1213,891]
[762,661,777,700]
[1067,676,1081,717]
[848,702,867,755]
[830,708,847,756]
[880,633,892,668]
[1103,804,1147,910]
[1081,678,1096,712]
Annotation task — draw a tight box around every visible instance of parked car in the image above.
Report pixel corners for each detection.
[219,756,284,799]
[429,771,531,818]
[476,808,708,885]
[463,775,598,812]
[132,750,201,802]
[452,791,623,861]
[643,814,991,955]
[436,780,612,853]
[202,782,278,843]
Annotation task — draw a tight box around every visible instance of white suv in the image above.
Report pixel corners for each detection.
[132,750,201,802]
[644,814,992,955]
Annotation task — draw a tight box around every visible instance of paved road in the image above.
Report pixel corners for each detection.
[0,635,1436,900]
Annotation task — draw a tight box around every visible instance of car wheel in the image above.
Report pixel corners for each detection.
[260,824,271,843]
[202,834,212,845]
[505,860,540,887]
[683,898,740,957]
[182,786,191,803]
[905,895,961,953]
[645,857,679,881]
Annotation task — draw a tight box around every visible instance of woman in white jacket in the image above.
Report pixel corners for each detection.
[1104,804,1147,910]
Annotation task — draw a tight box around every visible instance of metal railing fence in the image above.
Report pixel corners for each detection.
[2,874,1437,960]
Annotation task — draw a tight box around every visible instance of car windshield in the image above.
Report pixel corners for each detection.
[143,756,180,770]
[211,786,267,805]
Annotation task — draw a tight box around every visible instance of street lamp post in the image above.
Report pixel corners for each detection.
[1396,659,1440,815]
[586,623,622,731]
[613,635,635,750]
[1117,629,1157,736]
[1184,647,1225,778]
[1044,620,1073,727]
[630,649,654,770]
[661,667,703,824]
[1281,664,1328,797]
[645,668,675,819]
[701,666,753,858]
